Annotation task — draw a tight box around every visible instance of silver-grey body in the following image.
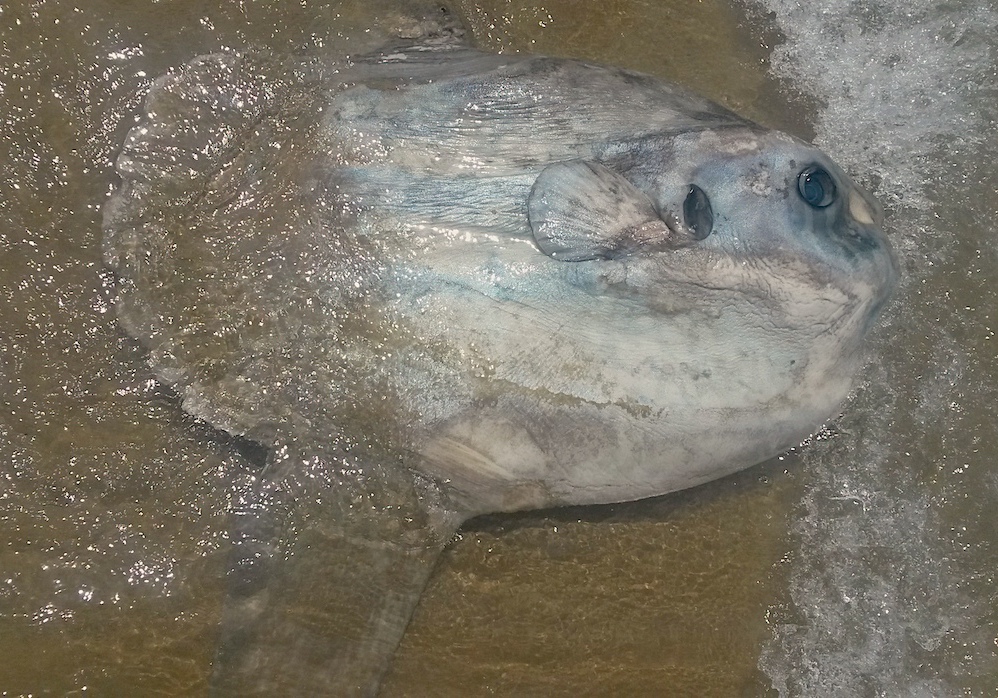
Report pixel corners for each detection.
[103,38,897,696]
[320,45,895,512]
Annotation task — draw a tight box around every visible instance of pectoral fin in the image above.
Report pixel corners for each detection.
[527,160,701,261]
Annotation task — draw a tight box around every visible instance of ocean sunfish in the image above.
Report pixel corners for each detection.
[103,24,898,698]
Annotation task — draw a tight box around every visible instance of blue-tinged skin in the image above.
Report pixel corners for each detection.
[320,44,897,512]
[103,37,898,698]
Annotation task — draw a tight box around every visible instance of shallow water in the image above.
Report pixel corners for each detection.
[2,0,996,696]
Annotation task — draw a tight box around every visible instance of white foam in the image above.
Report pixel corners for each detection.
[757,0,997,212]
[751,0,998,694]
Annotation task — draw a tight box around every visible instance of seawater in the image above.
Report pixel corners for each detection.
[1,0,995,695]
[752,0,998,694]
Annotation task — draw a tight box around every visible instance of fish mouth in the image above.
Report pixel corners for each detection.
[848,182,898,280]
[871,236,902,313]
[845,195,901,331]
[847,185,884,228]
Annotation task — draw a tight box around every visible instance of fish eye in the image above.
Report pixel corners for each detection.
[797,166,836,208]
[683,184,713,240]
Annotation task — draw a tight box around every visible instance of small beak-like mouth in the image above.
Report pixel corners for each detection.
[833,183,900,322]
[848,184,885,229]
[832,182,894,269]
[859,201,901,324]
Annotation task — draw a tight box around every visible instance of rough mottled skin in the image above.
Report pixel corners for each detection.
[103,35,897,698]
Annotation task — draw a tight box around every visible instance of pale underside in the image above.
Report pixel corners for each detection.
[103,33,895,698]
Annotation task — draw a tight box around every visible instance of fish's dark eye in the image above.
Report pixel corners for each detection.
[683,184,713,240]
[797,166,836,208]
